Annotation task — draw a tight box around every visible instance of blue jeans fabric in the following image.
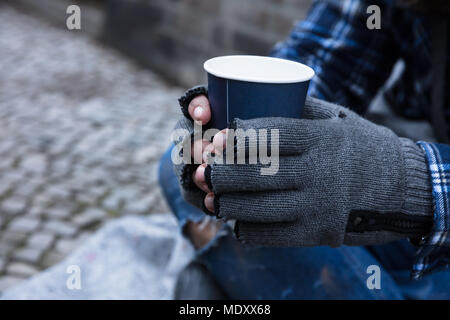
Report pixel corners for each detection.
[159,146,450,300]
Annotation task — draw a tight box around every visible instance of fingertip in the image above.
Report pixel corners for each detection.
[193,164,211,193]
[204,192,215,213]
[192,139,210,164]
[195,164,207,184]
[212,129,228,152]
[201,105,211,124]
[188,95,211,124]
[202,143,215,164]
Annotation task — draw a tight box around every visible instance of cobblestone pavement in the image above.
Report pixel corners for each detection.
[0,4,183,293]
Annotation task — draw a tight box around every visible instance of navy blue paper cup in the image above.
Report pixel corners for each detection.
[204,55,315,129]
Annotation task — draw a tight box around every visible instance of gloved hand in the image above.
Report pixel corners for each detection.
[202,97,434,247]
[172,85,215,211]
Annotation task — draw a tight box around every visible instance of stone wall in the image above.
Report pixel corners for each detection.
[104,0,313,86]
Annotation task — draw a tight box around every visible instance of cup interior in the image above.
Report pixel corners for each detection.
[204,55,315,84]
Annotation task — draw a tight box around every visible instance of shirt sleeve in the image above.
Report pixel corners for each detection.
[270,0,398,114]
[413,142,450,279]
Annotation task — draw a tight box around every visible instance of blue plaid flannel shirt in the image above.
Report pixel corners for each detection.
[271,0,450,279]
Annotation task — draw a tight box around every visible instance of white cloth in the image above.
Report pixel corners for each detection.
[1,214,195,300]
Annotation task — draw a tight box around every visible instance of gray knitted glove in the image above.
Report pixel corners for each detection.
[206,97,434,247]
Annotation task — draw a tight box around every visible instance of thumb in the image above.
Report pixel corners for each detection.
[302,96,343,120]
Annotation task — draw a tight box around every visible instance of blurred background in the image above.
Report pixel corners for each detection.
[0,0,311,294]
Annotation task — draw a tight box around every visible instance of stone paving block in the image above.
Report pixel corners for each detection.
[150,192,170,213]
[32,194,52,208]
[27,205,45,217]
[44,185,71,200]
[65,178,87,193]
[44,220,78,237]
[13,247,44,264]
[133,145,160,164]
[27,232,55,250]
[6,262,39,277]
[0,172,25,189]
[1,197,27,215]
[102,192,122,210]
[123,195,155,215]
[90,186,108,198]
[45,207,72,219]
[0,3,181,287]
[14,181,41,198]
[75,192,97,204]
[72,208,107,228]
[0,140,15,156]
[115,170,134,184]
[1,231,28,245]
[41,251,66,269]
[0,257,7,272]
[103,187,140,210]
[0,183,11,197]
[51,158,71,175]
[7,216,41,233]
[0,243,14,256]
[20,153,47,174]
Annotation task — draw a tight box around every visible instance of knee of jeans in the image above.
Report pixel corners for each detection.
[158,145,176,195]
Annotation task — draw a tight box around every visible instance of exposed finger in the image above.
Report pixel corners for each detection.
[204,192,215,213]
[212,129,228,155]
[202,143,216,164]
[208,155,315,193]
[188,95,211,124]
[192,139,210,164]
[216,190,306,222]
[192,163,211,193]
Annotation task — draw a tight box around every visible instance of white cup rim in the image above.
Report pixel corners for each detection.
[204,55,315,84]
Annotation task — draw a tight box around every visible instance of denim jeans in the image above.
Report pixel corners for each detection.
[159,146,450,299]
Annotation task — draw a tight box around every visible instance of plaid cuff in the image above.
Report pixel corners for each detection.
[412,142,450,279]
